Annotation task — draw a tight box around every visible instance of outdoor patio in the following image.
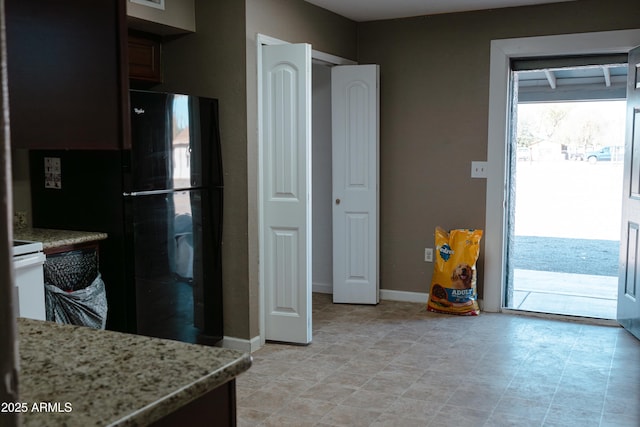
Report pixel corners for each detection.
[511,149,624,321]
[512,269,617,319]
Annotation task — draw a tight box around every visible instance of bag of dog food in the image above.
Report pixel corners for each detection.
[427,227,483,316]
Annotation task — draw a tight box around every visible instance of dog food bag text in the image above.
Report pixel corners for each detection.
[427,227,483,316]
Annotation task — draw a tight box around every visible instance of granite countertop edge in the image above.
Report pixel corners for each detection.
[112,356,252,427]
[14,227,108,250]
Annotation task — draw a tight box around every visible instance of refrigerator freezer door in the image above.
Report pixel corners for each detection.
[129,189,219,343]
[129,91,212,191]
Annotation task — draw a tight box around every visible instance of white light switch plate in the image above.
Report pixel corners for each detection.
[471,161,488,178]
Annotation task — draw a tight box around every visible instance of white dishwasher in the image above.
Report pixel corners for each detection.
[12,240,46,320]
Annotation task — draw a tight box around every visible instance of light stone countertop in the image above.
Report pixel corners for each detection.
[17,319,252,426]
[14,228,108,251]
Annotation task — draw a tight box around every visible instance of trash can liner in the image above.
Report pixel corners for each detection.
[44,249,98,292]
[45,273,108,329]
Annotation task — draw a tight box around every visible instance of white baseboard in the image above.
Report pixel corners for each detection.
[310,286,429,303]
[218,335,262,353]
[379,289,428,304]
[312,282,332,294]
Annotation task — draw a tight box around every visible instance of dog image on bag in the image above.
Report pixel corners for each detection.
[427,227,483,316]
[450,263,473,289]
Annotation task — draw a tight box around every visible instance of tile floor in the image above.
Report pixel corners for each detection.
[236,293,640,427]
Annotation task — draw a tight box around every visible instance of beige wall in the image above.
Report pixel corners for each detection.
[245,0,357,60]
[357,0,640,297]
[127,0,196,34]
[158,0,250,339]
[11,150,31,228]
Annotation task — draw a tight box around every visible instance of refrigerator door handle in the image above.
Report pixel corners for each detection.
[123,187,204,197]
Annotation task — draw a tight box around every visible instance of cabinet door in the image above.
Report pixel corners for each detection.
[6,0,127,150]
[129,33,163,84]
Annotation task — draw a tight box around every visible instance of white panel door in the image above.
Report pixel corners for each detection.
[332,64,379,304]
[262,43,312,344]
[619,45,640,340]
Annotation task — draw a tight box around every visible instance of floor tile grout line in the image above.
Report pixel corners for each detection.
[539,327,595,426]
[483,345,544,427]
[598,330,618,427]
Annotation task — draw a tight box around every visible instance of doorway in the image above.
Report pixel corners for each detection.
[311,61,334,295]
[257,36,379,346]
[506,96,626,319]
[483,29,640,314]
[313,62,380,304]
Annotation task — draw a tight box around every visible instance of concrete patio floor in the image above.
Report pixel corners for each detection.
[511,269,617,320]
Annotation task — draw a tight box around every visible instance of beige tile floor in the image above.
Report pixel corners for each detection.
[237,293,640,427]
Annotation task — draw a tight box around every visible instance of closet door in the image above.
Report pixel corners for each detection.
[261,43,313,344]
[332,64,380,305]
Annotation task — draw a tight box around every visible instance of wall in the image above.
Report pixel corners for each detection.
[157,0,250,339]
[11,150,30,228]
[245,0,357,339]
[127,0,195,34]
[357,0,640,298]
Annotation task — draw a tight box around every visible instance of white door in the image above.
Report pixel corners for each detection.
[332,64,380,304]
[261,43,312,344]
[619,45,640,340]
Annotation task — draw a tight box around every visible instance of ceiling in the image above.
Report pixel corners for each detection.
[304,0,626,102]
[304,0,575,22]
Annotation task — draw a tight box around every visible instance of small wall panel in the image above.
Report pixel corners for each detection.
[346,213,369,280]
[631,109,640,198]
[269,65,299,199]
[269,228,299,315]
[346,82,370,189]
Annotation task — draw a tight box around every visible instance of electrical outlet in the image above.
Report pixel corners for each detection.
[424,248,433,262]
[471,161,488,178]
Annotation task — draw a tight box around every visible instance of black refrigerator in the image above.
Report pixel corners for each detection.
[29,90,224,345]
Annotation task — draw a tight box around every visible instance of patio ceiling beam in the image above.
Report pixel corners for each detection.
[544,69,557,89]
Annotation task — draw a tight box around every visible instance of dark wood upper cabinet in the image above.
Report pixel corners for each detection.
[128,32,163,86]
[6,0,129,150]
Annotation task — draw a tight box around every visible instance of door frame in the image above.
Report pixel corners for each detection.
[256,34,356,347]
[484,29,640,313]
